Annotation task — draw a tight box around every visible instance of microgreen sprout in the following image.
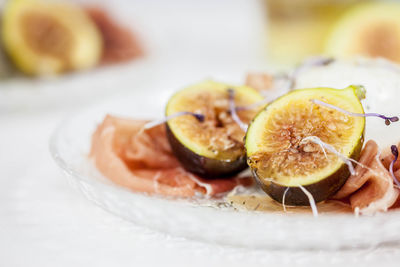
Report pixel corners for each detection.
[235,97,270,111]
[258,175,318,217]
[289,56,334,90]
[227,89,248,132]
[390,145,400,187]
[300,136,356,175]
[143,111,205,130]
[298,184,319,217]
[282,187,289,212]
[236,57,335,111]
[311,99,399,125]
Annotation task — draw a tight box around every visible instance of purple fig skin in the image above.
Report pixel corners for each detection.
[166,125,247,179]
[250,138,363,206]
[252,164,350,206]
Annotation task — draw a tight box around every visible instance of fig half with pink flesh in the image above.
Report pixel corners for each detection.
[245,86,365,205]
[166,80,264,178]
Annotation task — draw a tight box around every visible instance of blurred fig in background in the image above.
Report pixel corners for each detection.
[324,1,400,63]
[0,31,16,79]
[265,0,362,65]
[1,0,102,76]
[86,7,143,65]
[265,0,400,65]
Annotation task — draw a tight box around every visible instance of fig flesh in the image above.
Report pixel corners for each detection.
[166,80,264,178]
[2,0,102,75]
[245,86,365,205]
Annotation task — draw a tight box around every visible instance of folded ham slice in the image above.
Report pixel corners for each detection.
[90,115,251,198]
[245,73,274,92]
[332,140,399,215]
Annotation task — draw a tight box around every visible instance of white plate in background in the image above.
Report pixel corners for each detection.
[0,0,266,113]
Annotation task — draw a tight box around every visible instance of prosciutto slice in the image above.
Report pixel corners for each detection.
[90,115,251,198]
[332,140,399,215]
[245,73,274,92]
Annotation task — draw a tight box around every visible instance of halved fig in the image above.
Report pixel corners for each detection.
[166,80,264,178]
[245,86,365,205]
[1,0,102,75]
[324,2,400,63]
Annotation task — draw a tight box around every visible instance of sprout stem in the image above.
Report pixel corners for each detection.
[282,187,289,213]
[290,57,334,90]
[227,89,248,132]
[260,175,318,215]
[235,97,270,111]
[300,136,356,176]
[390,145,400,187]
[143,111,205,130]
[311,99,399,125]
[237,57,334,111]
[298,185,319,217]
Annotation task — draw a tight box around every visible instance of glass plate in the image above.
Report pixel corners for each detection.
[49,72,400,250]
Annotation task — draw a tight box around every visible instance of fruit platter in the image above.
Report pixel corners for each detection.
[51,57,400,249]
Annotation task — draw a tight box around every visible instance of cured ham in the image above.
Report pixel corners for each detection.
[332,140,399,215]
[380,142,400,209]
[90,115,400,214]
[90,115,251,198]
[245,73,274,92]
